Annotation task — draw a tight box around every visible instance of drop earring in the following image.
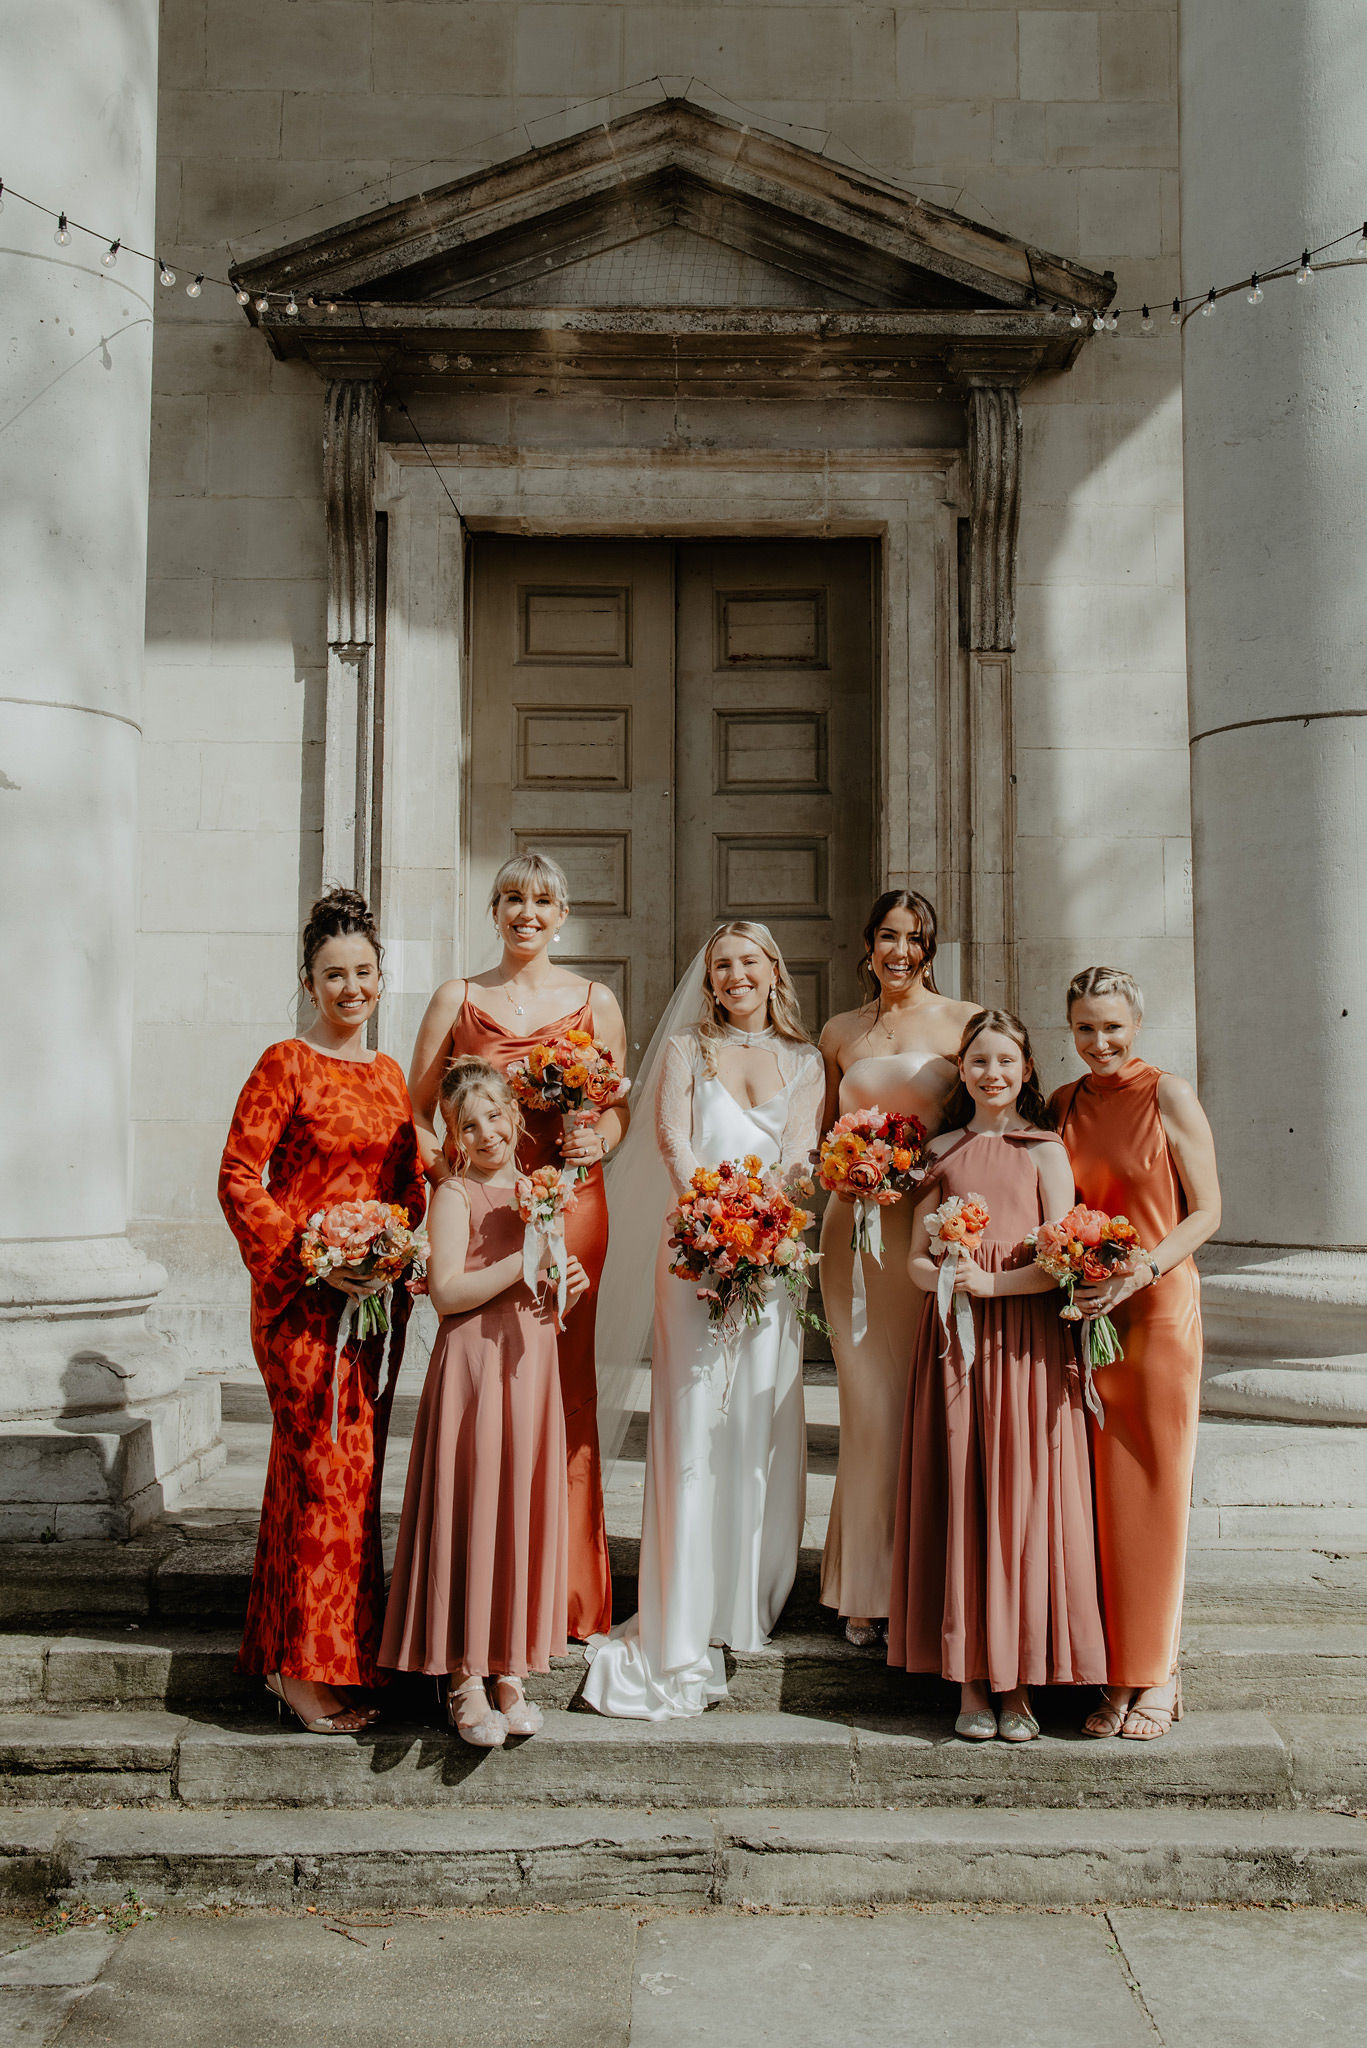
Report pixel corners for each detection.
[553,931,562,945]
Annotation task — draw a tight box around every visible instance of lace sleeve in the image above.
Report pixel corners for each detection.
[778,1044,825,1173]
[655,1033,701,1198]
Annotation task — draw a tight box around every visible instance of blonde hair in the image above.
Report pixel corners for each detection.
[696,920,811,1074]
[438,1055,524,1174]
[1066,965,1145,1024]
[489,850,570,917]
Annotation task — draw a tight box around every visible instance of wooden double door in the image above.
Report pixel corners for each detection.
[468,537,876,1063]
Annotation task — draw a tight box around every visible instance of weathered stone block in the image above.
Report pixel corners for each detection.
[1019,12,1099,103]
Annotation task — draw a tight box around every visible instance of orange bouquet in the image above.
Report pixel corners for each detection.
[300,1200,428,1341]
[507,1029,629,1181]
[668,1155,825,1372]
[923,1191,991,1369]
[1030,1206,1145,1406]
[514,1164,578,1323]
[817,1107,928,1342]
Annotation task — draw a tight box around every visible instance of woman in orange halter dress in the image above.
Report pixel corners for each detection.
[408,852,629,1643]
[1050,965,1221,1741]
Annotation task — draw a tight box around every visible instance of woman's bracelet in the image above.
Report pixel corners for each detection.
[1146,1255,1162,1286]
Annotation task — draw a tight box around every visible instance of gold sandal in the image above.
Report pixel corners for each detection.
[1083,1687,1133,1739]
[1120,1672,1182,1740]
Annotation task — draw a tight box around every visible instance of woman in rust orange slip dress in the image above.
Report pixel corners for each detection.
[219,889,425,1734]
[1050,966,1221,1741]
[408,851,629,1642]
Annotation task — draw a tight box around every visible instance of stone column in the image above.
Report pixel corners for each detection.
[0,0,220,1535]
[1181,0,1367,1494]
[322,379,382,896]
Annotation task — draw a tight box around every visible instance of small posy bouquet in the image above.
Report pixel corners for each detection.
[515,1165,579,1324]
[817,1108,928,1341]
[924,1192,991,1371]
[300,1200,429,1341]
[506,1029,629,1181]
[668,1156,826,1394]
[1029,1206,1145,1416]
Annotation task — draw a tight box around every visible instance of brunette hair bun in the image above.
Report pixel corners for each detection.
[300,887,383,984]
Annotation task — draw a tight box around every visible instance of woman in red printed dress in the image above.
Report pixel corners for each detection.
[219,889,425,1733]
[409,851,629,1643]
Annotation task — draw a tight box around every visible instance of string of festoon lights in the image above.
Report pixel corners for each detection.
[4,169,1365,334]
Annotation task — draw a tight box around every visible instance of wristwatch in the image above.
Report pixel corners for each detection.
[1146,1256,1161,1286]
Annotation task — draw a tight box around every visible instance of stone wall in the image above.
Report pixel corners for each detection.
[138,0,1189,1355]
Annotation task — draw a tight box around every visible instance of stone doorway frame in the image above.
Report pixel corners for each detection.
[360,436,1018,1051]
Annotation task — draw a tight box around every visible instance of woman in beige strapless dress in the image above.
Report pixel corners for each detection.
[817,891,978,1644]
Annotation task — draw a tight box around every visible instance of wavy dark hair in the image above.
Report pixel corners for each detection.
[299,886,383,989]
[857,889,940,1009]
[941,1008,1051,1132]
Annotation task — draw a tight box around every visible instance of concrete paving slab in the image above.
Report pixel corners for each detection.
[1110,1905,1367,2047]
[56,1909,635,2048]
[0,1928,114,1987]
[0,1985,88,2045]
[629,1909,1151,2047]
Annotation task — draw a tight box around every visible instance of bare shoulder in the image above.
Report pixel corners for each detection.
[425,976,468,1014]
[431,1174,470,1213]
[819,1006,870,1059]
[1156,1071,1207,1128]
[935,993,981,1032]
[926,1127,966,1160]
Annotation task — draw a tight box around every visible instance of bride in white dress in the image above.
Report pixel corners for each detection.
[583,921,825,1720]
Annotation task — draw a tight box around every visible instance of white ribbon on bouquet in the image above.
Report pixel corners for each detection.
[330,1284,395,1443]
[523,1217,569,1324]
[934,1245,977,1374]
[848,1197,883,1346]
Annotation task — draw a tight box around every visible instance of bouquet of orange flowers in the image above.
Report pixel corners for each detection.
[507,1028,629,1180]
[515,1164,578,1323]
[924,1191,991,1370]
[300,1199,428,1341]
[817,1107,928,1341]
[668,1156,826,1378]
[1030,1206,1145,1403]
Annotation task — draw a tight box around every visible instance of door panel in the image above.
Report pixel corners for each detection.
[468,539,675,1055]
[674,542,875,1030]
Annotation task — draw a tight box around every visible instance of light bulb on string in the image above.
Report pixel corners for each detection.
[1140,304,1154,334]
[1247,273,1264,305]
[235,287,250,305]
[1092,311,1106,333]
[1296,250,1313,283]
[0,181,5,216]
[187,275,203,298]
[254,295,269,313]
[1068,309,1084,329]
[1355,222,1367,259]
[101,239,120,268]
[1169,298,1181,327]
[285,294,299,316]
[1200,287,1217,317]
[1105,311,1119,331]
[54,213,71,246]
[158,258,176,287]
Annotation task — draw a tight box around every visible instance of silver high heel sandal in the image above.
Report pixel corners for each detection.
[447,1675,508,1749]
[265,1672,372,1735]
[494,1676,544,1737]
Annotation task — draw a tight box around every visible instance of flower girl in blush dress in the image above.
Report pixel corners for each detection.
[583,923,825,1720]
[888,1010,1106,1743]
[380,1058,588,1748]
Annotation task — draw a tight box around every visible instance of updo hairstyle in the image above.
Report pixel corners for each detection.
[438,1055,524,1173]
[299,887,383,993]
[941,1007,1051,1132]
[488,850,570,917]
[858,888,940,1005]
[1065,965,1145,1023]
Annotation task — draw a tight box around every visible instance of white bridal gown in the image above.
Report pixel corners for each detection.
[583,1026,825,1719]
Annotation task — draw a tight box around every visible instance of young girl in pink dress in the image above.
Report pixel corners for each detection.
[888,1009,1106,1742]
[381,1057,588,1748]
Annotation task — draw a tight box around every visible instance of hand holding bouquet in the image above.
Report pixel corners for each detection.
[1029,1207,1145,1414]
[300,1200,428,1340]
[507,1029,629,1181]
[668,1156,826,1397]
[515,1164,579,1324]
[817,1108,928,1342]
[924,1192,991,1370]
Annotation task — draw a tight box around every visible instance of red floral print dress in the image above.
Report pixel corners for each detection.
[219,1039,425,1686]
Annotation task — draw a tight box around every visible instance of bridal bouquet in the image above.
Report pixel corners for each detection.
[506,1029,629,1181]
[668,1156,826,1364]
[817,1108,928,1341]
[515,1164,578,1324]
[924,1192,990,1371]
[1029,1206,1145,1416]
[300,1200,428,1340]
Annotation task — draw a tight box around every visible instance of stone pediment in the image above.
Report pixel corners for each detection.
[232,100,1113,391]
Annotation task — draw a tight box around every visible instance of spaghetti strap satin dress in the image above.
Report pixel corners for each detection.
[1051,1060,1203,1688]
[446,989,612,1641]
[888,1129,1106,1693]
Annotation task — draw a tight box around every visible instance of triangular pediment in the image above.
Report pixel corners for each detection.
[233,100,1111,319]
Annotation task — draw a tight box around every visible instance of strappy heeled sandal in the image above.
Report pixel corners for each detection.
[494,1676,544,1738]
[446,1674,508,1749]
[265,1672,372,1735]
[1083,1687,1134,1739]
[1120,1672,1182,1740]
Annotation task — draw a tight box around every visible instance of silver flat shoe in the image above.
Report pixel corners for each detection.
[954,1708,998,1742]
[997,1710,1040,1743]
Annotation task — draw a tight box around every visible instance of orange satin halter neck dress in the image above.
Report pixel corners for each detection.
[447,989,613,1641]
[1051,1059,1203,1689]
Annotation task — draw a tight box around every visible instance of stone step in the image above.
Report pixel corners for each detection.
[4,1619,1364,1718]
[4,1801,1365,1912]
[0,1707,1363,1818]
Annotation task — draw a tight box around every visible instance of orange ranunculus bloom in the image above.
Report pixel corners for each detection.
[564,1029,595,1048]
